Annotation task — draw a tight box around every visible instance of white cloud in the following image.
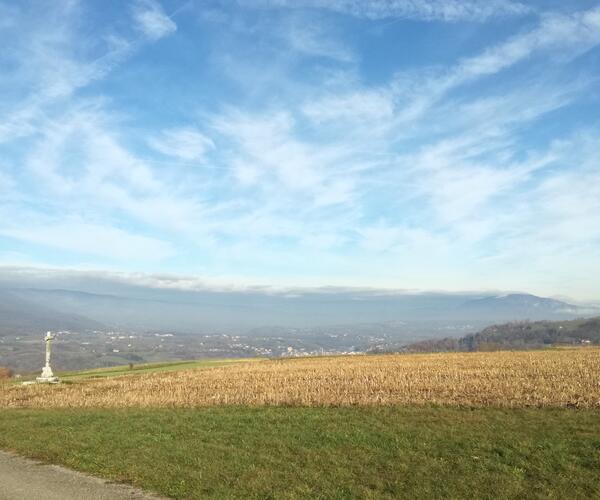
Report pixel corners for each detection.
[383,6,600,126]
[0,0,180,146]
[231,159,261,186]
[521,136,600,246]
[358,222,445,254]
[285,18,354,62]
[402,81,580,218]
[0,3,132,144]
[149,128,215,162]
[198,4,600,273]
[2,1,600,300]
[454,7,600,81]
[212,109,362,206]
[0,220,174,262]
[302,89,394,123]
[133,0,176,40]
[25,107,205,234]
[454,132,600,300]
[243,0,531,22]
[292,6,600,142]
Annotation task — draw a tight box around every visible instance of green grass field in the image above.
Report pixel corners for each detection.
[16,357,264,382]
[1,406,599,499]
[58,357,263,380]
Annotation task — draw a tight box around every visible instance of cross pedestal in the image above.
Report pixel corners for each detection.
[36,331,59,384]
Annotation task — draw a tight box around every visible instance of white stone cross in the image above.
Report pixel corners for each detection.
[36,331,59,383]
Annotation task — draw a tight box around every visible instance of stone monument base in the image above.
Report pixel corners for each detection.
[36,365,59,383]
[36,376,60,383]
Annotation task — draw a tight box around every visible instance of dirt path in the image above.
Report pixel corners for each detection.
[0,450,165,500]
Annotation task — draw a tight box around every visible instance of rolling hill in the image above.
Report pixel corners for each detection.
[405,316,600,352]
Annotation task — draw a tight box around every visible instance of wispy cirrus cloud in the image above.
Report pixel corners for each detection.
[283,16,355,62]
[210,108,364,209]
[381,6,600,126]
[0,0,175,145]
[453,7,600,79]
[302,89,394,124]
[149,128,215,162]
[0,220,174,262]
[24,106,205,234]
[242,0,532,22]
[0,1,184,264]
[2,1,600,300]
[132,0,177,40]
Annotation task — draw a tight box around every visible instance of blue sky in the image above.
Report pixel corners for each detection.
[1,0,599,300]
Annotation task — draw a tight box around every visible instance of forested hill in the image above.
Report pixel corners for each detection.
[405,317,600,352]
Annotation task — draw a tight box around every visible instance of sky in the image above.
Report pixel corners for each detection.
[0,0,599,301]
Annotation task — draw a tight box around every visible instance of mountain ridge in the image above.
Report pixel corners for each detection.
[1,288,597,334]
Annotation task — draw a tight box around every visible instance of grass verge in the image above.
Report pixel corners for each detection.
[1,406,599,499]
[14,357,264,383]
[58,357,263,380]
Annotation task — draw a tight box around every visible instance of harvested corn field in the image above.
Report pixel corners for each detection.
[2,348,599,409]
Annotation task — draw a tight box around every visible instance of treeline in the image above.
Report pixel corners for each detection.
[405,317,600,353]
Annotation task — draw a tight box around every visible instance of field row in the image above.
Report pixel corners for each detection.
[2,348,599,408]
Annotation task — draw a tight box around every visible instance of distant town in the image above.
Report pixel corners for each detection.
[0,321,481,374]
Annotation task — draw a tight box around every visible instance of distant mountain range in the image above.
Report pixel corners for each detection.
[0,290,105,334]
[0,287,598,335]
[1,287,599,373]
[455,293,583,320]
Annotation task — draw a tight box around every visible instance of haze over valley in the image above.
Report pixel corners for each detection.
[2,269,597,372]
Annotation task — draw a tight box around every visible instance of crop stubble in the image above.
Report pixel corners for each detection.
[1,348,598,409]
